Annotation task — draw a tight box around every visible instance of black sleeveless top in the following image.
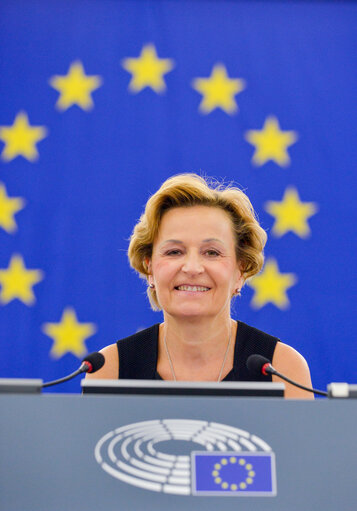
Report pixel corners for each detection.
[117,321,279,381]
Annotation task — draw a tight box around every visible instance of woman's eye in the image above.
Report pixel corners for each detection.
[166,249,182,256]
[205,249,220,257]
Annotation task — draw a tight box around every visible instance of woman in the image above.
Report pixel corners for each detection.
[87,173,313,398]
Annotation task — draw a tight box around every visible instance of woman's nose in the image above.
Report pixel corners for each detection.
[182,252,204,274]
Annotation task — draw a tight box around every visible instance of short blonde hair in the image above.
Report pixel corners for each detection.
[128,173,267,310]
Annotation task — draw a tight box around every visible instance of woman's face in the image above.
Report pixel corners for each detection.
[149,205,244,320]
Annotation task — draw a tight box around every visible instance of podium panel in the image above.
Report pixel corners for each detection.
[0,394,356,511]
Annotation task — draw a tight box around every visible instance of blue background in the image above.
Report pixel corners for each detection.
[0,0,356,392]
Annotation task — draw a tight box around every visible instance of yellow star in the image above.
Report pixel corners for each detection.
[245,116,298,166]
[42,307,97,358]
[0,182,26,233]
[122,44,174,93]
[192,64,246,115]
[0,112,48,162]
[247,258,297,309]
[265,187,318,238]
[49,61,103,111]
[0,254,44,305]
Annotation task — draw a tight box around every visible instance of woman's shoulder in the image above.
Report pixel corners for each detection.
[85,343,119,379]
[237,320,280,342]
[237,321,308,372]
[272,342,313,399]
[235,320,280,365]
[85,323,160,380]
[116,323,160,346]
[273,341,311,378]
[237,321,310,374]
[236,321,313,398]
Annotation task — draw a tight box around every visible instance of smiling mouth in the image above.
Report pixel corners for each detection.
[174,285,210,292]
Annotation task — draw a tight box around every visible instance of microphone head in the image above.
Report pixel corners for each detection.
[82,352,105,373]
[246,354,271,375]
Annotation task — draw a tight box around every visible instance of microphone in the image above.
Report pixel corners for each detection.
[246,354,328,397]
[42,352,105,389]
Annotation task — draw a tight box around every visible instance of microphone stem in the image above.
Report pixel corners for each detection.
[42,364,87,388]
[270,368,328,397]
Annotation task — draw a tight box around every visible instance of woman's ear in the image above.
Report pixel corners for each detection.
[146,259,154,288]
[235,264,245,292]
[145,258,153,284]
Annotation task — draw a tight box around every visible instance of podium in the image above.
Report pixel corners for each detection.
[0,393,356,510]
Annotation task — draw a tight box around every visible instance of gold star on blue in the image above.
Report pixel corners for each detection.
[192,63,246,114]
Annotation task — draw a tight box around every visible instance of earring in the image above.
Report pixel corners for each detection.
[149,283,155,289]
[235,288,241,296]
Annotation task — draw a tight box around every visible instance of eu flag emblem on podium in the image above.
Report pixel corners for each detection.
[192,452,276,496]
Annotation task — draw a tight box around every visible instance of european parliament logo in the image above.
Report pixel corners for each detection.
[192,452,276,496]
[95,419,277,497]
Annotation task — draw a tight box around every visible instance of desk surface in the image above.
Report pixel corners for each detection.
[0,395,356,511]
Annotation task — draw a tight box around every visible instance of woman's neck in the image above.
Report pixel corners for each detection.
[158,314,237,378]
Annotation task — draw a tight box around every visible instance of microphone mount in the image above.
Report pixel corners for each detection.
[42,352,105,389]
[263,362,328,397]
[246,354,328,397]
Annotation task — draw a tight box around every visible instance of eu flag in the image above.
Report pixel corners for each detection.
[0,0,356,392]
[192,452,276,496]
